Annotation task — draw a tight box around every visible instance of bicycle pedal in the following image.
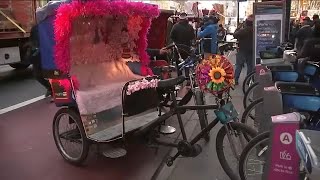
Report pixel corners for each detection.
[102,147,127,159]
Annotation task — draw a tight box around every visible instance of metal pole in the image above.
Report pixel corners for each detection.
[237,1,240,26]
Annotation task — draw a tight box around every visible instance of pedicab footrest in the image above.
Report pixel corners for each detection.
[88,111,160,142]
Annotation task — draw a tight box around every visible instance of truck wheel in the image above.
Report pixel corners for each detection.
[9,63,30,70]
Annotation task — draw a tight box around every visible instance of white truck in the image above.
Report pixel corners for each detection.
[0,0,47,70]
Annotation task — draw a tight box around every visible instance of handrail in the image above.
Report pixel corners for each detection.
[0,9,26,33]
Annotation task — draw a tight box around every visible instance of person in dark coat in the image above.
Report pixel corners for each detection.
[233,15,254,85]
[170,13,195,58]
[170,12,195,76]
[295,16,314,52]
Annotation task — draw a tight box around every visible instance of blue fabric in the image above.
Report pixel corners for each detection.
[36,0,71,23]
[38,16,57,70]
[197,23,218,54]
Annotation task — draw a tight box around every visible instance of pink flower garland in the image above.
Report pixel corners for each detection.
[126,78,159,95]
[54,0,160,73]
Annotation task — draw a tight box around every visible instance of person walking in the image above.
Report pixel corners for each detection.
[233,15,254,85]
[197,15,219,59]
[295,16,314,53]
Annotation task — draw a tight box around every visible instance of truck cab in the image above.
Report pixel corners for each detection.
[0,0,47,70]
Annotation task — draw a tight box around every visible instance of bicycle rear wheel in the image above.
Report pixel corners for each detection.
[216,122,258,180]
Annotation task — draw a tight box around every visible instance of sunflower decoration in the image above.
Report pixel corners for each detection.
[196,54,235,94]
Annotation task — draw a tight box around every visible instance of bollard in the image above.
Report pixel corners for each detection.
[258,86,283,133]
[264,112,301,180]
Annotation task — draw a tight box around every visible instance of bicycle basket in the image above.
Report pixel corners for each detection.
[214,102,238,124]
[195,54,235,95]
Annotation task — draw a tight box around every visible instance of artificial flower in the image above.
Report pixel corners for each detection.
[209,67,226,84]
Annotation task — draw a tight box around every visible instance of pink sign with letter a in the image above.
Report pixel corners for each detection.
[266,113,300,180]
[255,64,268,75]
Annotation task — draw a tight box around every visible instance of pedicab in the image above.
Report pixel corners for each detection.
[37,0,162,163]
[38,2,256,177]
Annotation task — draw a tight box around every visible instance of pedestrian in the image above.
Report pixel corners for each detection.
[289,19,299,45]
[170,12,195,75]
[233,14,254,85]
[29,24,53,99]
[170,12,195,59]
[217,24,226,42]
[197,15,219,59]
[313,14,319,24]
[295,16,314,52]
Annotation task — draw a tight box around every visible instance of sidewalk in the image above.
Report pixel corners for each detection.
[162,59,248,180]
[165,90,244,180]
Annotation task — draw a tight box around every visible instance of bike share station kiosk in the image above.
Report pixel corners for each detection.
[251,1,320,179]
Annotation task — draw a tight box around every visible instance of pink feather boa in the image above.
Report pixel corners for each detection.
[54,0,159,74]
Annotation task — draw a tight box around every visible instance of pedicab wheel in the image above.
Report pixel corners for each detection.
[242,71,255,94]
[216,122,257,180]
[194,89,210,142]
[53,108,90,166]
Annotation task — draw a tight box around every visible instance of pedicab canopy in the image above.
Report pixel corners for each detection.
[37,0,160,76]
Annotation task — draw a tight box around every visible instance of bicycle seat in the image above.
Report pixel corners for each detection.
[267,64,293,71]
[160,65,176,72]
[158,76,185,88]
[276,82,320,112]
[296,59,319,77]
[275,82,319,96]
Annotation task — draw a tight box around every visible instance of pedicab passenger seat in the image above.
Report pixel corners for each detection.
[71,61,144,115]
[71,61,163,142]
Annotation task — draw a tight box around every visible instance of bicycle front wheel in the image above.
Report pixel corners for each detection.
[243,82,259,109]
[241,98,263,131]
[242,71,255,94]
[239,131,270,180]
[216,122,258,180]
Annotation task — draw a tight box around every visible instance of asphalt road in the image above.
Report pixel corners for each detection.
[0,51,245,180]
[0,64,228,180]
[0,65,46,109]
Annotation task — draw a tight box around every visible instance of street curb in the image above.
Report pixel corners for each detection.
[151,117,199,180]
